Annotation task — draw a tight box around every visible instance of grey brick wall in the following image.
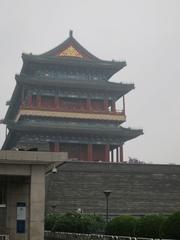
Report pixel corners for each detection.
[45,162,180,216]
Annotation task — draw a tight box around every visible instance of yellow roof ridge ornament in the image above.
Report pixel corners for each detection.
[58,45,83,58]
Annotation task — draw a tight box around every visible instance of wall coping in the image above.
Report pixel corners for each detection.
[0,150,68,165]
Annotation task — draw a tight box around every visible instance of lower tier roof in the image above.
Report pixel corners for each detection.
[2,122,143,149]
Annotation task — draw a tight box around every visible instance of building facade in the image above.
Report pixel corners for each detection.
[2,31,143,162]
[0,150,67,240]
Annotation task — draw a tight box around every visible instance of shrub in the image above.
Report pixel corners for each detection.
[136,214,166,238]
[45,213,59,231]
[80,214,105,234]
[53,213,82,233]
[160,212,180,239]
[105,215,138,236]
[45,212,105,234]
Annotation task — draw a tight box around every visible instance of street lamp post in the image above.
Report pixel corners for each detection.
[51,204,56,214]
[103,190,112,223]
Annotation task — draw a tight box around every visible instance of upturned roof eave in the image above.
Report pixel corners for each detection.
[1,130,18,150]
[16,74,135,93]
[3,83,21,123]
[7,122,143,139]
[2,123,143,150]
[22,53,126,71]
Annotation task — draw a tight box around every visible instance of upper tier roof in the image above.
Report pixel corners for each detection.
[41,30,100,60]
[22,31,126,74]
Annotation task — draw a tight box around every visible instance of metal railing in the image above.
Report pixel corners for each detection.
[0,235,9,240]
[44,232,175,240]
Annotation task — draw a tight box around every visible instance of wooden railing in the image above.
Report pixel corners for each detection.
[20,104,125,116]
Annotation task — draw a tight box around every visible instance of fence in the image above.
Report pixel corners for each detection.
[0,235,9,240]
[44,231,175,240]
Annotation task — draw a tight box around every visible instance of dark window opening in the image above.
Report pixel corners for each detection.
[0,183,6,205]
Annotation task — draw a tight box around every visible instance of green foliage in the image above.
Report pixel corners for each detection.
[45,212,105,234]
[45,212,180,237]
[45,213,59,231]
[80,214,105,234]
[53,213,82,233]
[160,212,180,239]
[136,214,166,238]
[105,215,138,236]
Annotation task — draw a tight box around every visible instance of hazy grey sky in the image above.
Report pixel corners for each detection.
[0,0,180,164]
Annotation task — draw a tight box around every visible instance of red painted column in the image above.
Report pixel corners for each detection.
[112,100,116,112]
[54,142,59,152]
[37,95,41,107]
[28,95,32,107]
[104,98,109,112]
[120,144,124,162]
[87,99,91,111]
[104,144,110,162]
[59,98,62,109]
[87,144,93,161]
[55,96,59,109]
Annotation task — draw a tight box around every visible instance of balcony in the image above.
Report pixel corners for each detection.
[21,103,124,115]
[16,104,126,122]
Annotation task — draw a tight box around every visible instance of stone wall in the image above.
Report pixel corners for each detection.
[46,161,180,216]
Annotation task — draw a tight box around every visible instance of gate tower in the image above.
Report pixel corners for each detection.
[2,31,143,162]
